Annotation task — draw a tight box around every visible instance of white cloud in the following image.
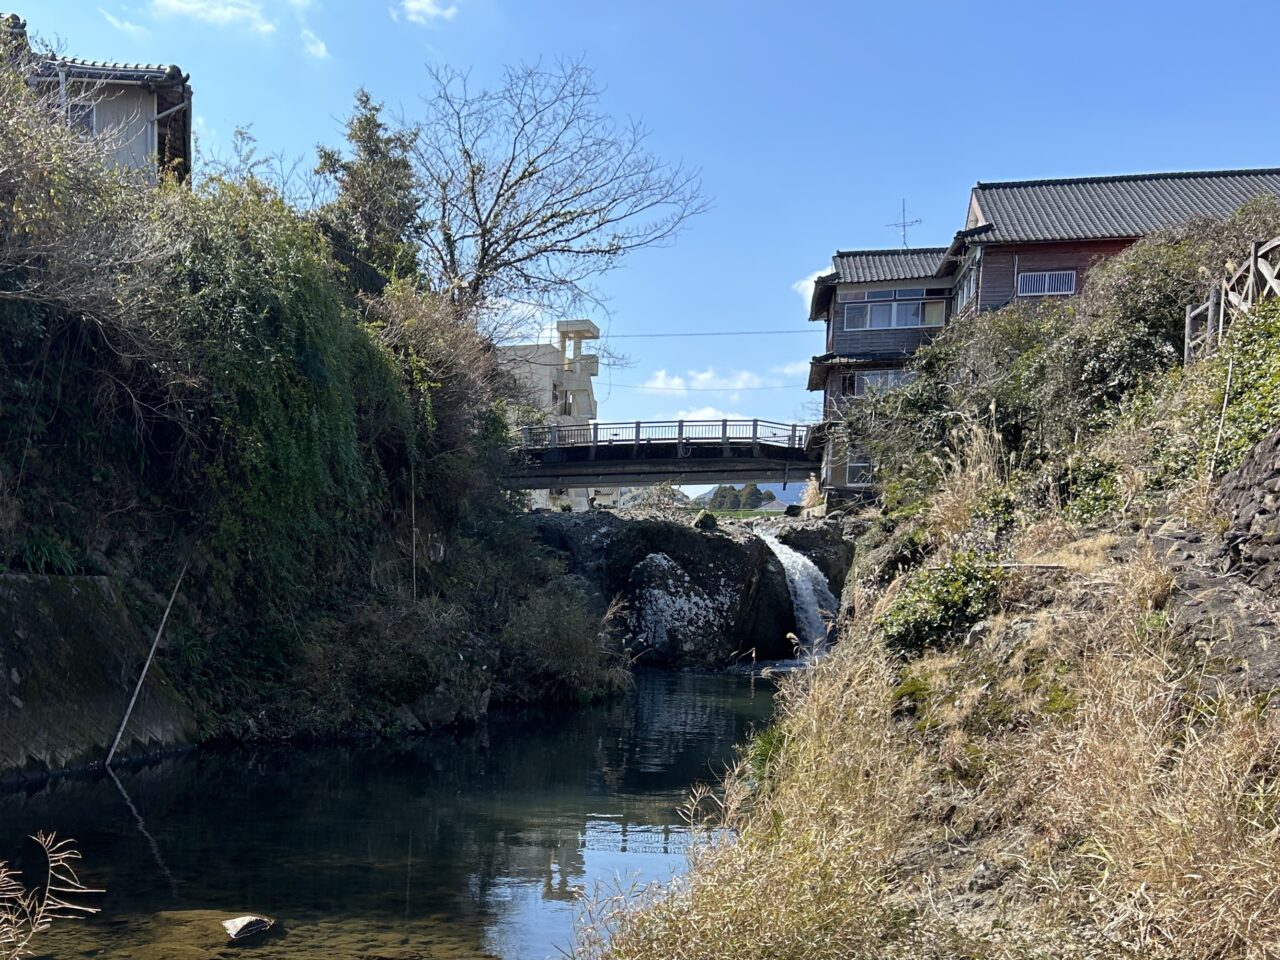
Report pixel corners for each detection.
[150,0,276,34]
[399,0,458,23]
[642,367,772,395]
[642,370,687,393]
[676,406,748,421]
[100,8,148,36]
[791,267,827,305]
[300,26,328,58]
[688,368,766,391]
[772,360,811,378]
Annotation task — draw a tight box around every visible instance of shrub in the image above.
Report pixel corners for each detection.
[874,550,1002,654]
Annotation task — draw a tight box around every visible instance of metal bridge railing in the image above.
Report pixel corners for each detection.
[516,418,812,451]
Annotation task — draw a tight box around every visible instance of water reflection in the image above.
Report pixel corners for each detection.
[0,670,772,960]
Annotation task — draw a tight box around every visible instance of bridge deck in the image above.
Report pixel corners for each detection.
[508,419,821,488]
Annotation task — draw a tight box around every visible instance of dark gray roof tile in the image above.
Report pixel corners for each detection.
[971,169,1280,243]
[827,247,947,284]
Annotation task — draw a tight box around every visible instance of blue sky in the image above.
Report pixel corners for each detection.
[30,0,1280,427]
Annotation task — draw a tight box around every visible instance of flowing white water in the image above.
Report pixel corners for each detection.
[759,532,838,656]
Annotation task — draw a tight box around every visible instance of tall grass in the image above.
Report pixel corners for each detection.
[576,536,1280,959]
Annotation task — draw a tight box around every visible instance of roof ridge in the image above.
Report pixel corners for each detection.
[975,168,1280,190]
[833,246,947,256]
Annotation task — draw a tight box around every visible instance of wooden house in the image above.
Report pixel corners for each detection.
[808,168,1280,500]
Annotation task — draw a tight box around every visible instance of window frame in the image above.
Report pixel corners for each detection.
[845,455,874,487]
[1016,269,1077,297]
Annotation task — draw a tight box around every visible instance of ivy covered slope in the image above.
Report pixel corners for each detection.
[580,203,1280,959]
[0,69,623,743]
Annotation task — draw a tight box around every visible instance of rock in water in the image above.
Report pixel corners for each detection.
[222,915,275,942]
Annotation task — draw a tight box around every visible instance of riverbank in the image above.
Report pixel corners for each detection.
[0,511,848,780]
[577,222,1280,960]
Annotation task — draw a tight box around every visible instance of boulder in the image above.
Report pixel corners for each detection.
[532,513,796,664]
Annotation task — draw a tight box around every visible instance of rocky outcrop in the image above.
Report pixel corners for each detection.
[0,575,196,778]
[533,513,797,664]
[1220,427,1280,594]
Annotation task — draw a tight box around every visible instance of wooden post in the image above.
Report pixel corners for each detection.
[1184,303,1195,364]
[633,420,641,454]
[789,424,798,447]
[677,420,684,456]
[1249,240,1261,306]
[721,419,729,454]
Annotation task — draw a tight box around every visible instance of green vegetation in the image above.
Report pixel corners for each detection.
[0,59,641,741]
[578,200,1280,959]
[704,483,777,511]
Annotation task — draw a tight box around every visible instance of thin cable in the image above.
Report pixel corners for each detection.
[606,329,813,339]
[608,382,807,391]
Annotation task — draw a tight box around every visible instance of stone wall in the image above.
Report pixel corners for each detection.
[1219,427,1280,594]
[0,575,196,778]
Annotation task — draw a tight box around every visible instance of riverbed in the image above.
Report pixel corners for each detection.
[0,670,773,959]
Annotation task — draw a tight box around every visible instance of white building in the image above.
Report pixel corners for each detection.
[499,319,613,511]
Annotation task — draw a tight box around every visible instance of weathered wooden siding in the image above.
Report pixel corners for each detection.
[977,239,1135,311]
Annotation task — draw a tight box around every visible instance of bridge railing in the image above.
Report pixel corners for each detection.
[516,419,812,451]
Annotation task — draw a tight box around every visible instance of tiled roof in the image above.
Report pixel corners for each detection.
[826,247,947,284]
[33,57,188,85]
[970,169,1280,243]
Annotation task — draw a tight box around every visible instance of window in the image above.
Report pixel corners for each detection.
[67,103,95,136]
[954,267,978,312]
[1017,270,1076,297]
[844,300,942,330]
[848,368,914,397]
[846,456,874,487]
[866,290,895,301]
[894,288,925,300]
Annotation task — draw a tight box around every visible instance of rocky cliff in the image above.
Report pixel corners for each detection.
[1220,426,1280,594]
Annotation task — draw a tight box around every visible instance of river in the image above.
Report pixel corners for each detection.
[0,670,773,960]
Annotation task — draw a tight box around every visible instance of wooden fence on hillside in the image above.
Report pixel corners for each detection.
[1185,236,1280,362]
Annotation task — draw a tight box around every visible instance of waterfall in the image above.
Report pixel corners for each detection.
[759,532,838,657]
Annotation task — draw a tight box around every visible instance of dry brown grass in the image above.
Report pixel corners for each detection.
[926,418,1008,543]
[577,538,1280,959]
[1020,533,1119,574]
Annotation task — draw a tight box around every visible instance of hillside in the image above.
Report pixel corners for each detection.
[579,204,1280,959]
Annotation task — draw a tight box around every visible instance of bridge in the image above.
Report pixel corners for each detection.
[507,419,821,489]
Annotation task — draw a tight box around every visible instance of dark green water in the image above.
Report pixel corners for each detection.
[0,671,773,960]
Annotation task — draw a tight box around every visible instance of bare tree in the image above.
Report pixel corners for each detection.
[406,59,705,334]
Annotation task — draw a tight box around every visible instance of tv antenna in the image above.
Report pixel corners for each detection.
[886,199,921,247]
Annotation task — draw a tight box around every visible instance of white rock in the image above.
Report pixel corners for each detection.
[222,915,275,941]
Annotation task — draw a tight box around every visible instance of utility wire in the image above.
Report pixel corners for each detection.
[605,329,812,339]
[607,382,807,391]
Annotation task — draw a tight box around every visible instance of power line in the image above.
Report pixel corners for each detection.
[605,382,807,391]
[604,329,812,339]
